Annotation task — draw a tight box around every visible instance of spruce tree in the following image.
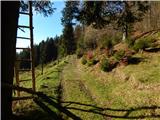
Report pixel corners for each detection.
[39,40,46,74]
[77,1,149,40]
[61,1,79,55]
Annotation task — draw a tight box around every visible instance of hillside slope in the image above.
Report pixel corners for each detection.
[13,51,160,120]
[60,52,160,120]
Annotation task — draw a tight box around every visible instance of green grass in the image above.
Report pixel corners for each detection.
[13,52,160,120]
[13,57,69,120]
[76,52,160,119]
[60,56,104,120]
[122,52,160,84]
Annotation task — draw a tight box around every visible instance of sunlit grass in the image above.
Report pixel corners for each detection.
[13,51,160,119]
[13,57,69,119]
[76,52,160,119]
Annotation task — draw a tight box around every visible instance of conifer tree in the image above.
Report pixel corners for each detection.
[78,1,149,40]
[61,1,79,55]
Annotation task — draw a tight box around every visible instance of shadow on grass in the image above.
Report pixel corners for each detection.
[36,93,160,119]
[12,109,54,120]
[13,93,160,120]
[60,101,160,119]
[128,57,144,64]
[145,48,160,52]
[34,92,82,120]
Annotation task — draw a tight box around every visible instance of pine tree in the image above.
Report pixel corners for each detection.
[116,1,149,40]
[45,37,58,62]
[34,44,40,66]
[18,49,31,69]
[61,1,79,55]
[77,1,149,40]
[78,1,108,29]
[39,40,46,74]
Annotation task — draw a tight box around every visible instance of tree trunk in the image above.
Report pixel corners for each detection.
[2,1,20,120]
[41,62,44,75]
[122,32,126,41]
[122,2,128,42]
[122,24,128,41]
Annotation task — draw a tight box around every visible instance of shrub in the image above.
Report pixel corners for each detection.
[81,57,87,65]
[87,59,99,66]
[99,36,113,49]
[111,33,122,45]
[84,26,98,50]
[87,51,94,60]
[100,58,110,72]
[84,39,97,50]
[76,48,84,58]
[125,37,134,47]
[133,38,153,52]
[77,36,85,58]
[114,50,125,61]
[97,30,122,48]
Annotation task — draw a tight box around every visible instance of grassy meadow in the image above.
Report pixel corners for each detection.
[13,51,160,120]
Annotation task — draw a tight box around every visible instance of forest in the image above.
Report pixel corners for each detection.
[18,1,160,70]
[2,1,160,120]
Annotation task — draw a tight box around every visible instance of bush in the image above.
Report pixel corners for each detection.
[84,26,98,50]
[87,59,98,66]
[84,39,97,50]
[99,36,113,49]
[114,50,125,61]
[100,58,110,72]
[76,48,84,58]
[81,57,87,65]
[133,38,153,52]
[86,51,94,60]
[125,37,134,47]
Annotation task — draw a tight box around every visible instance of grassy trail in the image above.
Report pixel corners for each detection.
[59,54,160,120]
[60,56,104,120]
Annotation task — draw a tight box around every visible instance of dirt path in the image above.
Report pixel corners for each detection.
[58,56,105,120]
[60,56,95,102]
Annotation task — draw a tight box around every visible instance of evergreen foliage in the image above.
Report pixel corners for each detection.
[34,44,40,66]
[78,1,109,28]
[18,49,31,69]
[62,24,75,55]
[45,37,58,63]
[20,1,55,17]
[77,1,149,40]
[81,57,87,65]
[17,37,59,68]
[133,38,154,51]
[114,50,125,61]
[61,1,79,55]
[87,59,98,66]
[100,58,110,72]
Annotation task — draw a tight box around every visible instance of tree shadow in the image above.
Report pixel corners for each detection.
[128,57,144,64]
[35,93,160,119]
[12,109,55,120]
[19,79,32,83]
[35,92,82,120]
[13,92,160,120]
[145,48,160,52]
[61,101,160,119]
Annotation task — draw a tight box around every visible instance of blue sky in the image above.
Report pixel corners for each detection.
[16,1,65,48]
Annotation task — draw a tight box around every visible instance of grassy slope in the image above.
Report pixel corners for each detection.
[59,51,160,120]
[77,52,160,119]
[13,44,160,119]
[13,52,160,120]
[13,57,69,120]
